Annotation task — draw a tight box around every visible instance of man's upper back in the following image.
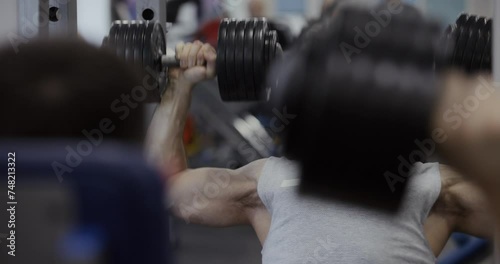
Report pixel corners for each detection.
[257,157,440,264]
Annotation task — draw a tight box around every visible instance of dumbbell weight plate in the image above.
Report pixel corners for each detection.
[267,31,279,99]
[479,20,491,70]
[143,21,167,92]
[153,20,167,91]
[267,31,273,63]
[123,24,132,60]
[453,16,474,66]
[480,20,492,70]
[481,36,491,70]
[450,14,466,64]
[150,21,166,73]
[470,26,486,72]
[125,22,137,63]
[154,22,167,71]
[253,19,266,100]
[468,18,486,72]
[217,19,230,101]
[135,21,145,70]
[153,21,167,93]
[116,22,128,59]
[269,31,278,62]
[114,23,122,51]
[264,31,270,72]
[143,22,155,73]
[462,17,480,72]
[225,20,238,101]
[107,21,120,50]
[244,19,256,100]
[456,13,469,26]
[261,31,273,98]
[235,20,247,100]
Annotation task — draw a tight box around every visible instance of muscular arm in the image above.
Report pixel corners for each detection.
[145,42,268,228]
[167,161,266,226]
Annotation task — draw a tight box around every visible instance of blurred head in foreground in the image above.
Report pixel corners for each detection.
[0,40,146,142]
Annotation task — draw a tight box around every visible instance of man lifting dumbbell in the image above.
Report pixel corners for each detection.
[146,40,496,264]
[103,18,282,102]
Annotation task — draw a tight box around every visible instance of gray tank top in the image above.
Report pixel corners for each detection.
[258,157,441,264]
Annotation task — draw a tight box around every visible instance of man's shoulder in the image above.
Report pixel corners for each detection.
[245,156,300,183]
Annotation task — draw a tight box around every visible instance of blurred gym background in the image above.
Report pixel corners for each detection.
[0,0,494,263]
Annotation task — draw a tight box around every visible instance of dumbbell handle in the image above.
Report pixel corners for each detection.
[160,48,179,67]
[162,52,180,67]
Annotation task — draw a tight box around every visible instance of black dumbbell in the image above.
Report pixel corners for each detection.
[102,18,283,102]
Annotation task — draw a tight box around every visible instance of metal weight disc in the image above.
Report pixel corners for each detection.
[225,20,238,101]
[451,14,467,64]
[147,21,166,72]
[244,19,256,100]
[114,23,122,50]
[135,21,146,70]
[455,13,469,28]
[468,17,486,72]
[116,22,128,59]
[262,31,271,92]
[234,20,247,100]
[151,21,167,91]
[269,31,278,62]
[485,18,493,33]
[453,15,473,66]
[480,20,492,70]
[481,36,491,70]
[253,19,266,100]
[217,19,230,101]
[142,21,167,94]
[265,31,279,100]
[263,31,270,71]
[107,21,121,49]
[143,22,155,73]
[125,22,137,63]
[470,25,486,72]
[462,16,480,72]
[274,43,283,61]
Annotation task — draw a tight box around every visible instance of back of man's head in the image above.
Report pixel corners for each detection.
[0,40,145,142]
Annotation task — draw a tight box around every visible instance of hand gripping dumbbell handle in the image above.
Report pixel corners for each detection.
[161,48,210,67]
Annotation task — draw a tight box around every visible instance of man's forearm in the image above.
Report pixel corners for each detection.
[146,78,193,174]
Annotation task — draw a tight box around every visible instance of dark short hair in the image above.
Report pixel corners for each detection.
[0,39,146,141]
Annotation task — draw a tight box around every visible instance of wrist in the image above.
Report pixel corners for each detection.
[165,75,194,99]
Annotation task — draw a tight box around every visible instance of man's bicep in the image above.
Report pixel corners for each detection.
[168,160,267,227]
